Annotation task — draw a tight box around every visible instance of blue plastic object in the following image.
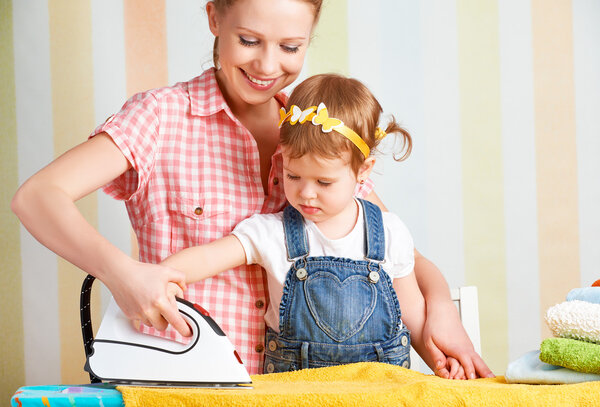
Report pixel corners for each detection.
[11,384,124,407]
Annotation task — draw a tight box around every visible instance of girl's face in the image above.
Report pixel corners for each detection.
[282,149,374,231]
[208,0,315,107]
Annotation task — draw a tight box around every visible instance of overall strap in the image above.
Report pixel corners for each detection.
[360,199,386,262]
[283,205,309,260]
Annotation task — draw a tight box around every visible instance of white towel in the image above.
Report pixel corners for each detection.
[545,300,600,343]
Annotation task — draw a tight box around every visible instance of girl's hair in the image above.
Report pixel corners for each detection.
[209,0,323,68]
[280,74,412,173]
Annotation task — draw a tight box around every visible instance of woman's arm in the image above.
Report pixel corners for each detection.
[11,133,191,336]
[366,190,493,379]
[160,235,247,283]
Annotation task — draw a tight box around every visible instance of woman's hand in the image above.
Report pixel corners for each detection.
[104,258,192,337]
[423,301,494,379]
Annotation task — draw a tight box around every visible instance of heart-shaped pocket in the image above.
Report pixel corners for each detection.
[304,271,377,342]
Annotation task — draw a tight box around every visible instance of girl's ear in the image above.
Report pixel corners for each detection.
[206,2,220,36]
[357,157,376,183]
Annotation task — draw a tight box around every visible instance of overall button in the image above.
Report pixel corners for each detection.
[401,335,409,347]
[194,207,203,215]
[296,268,308,280]
[255,299,265,309]
[368,271,380,283]
[268,340,277,351]
[255,343,264,353]
[402,360,410,369]
[266,363,275,373]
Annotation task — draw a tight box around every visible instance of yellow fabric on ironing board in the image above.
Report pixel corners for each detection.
[118,362,600,407]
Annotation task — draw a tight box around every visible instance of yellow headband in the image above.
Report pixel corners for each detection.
[279,103,371,158]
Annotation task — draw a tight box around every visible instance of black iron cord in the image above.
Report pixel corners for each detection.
[80,274,101,383]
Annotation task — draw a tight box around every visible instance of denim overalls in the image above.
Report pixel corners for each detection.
[263,199,411,373]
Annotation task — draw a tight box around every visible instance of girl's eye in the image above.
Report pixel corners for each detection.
[286,174,300,181]
[239,36,259,47]
[318,180,332,187]
[280,44,300,54]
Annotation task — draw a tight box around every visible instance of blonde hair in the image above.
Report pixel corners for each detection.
[209,0,323,68]
[280,74,412,173]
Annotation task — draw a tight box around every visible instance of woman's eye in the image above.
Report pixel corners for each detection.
[239,36,259,47]
[281,44,300,54]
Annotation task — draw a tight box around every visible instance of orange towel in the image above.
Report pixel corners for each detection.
[118,362,600,406]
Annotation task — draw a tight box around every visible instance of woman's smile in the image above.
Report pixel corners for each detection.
[240,68,278,90]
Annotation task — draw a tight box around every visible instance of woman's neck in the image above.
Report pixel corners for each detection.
[215,69,279,122]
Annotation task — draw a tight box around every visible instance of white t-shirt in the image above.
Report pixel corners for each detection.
[232,200,415,332]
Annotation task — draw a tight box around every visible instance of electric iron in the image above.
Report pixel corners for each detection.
[80,275,252,388]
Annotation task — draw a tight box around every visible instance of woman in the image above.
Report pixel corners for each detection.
[12,0,491,378]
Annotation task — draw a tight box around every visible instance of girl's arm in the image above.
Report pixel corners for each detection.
[392,273,436,373]
[414,249,493,379]
[365,190,493,379]
[160,235,247,283]
[393,273,464,379]
[11,133,191,336]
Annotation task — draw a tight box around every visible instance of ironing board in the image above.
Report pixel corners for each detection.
[11,362,600,407]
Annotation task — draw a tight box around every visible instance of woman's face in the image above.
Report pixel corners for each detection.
[208,0,315,107]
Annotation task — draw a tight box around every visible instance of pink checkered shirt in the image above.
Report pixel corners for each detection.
[91,68,373,374]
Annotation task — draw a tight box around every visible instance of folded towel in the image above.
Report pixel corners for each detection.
[545,300,600,343]
[118,362,600,407]
[505,350,600,384]
[540,338,600,374]
[567,287,600,303]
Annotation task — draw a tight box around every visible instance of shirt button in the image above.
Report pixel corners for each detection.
[255,299,265,309]
[273,177,279,185]
[194,207,203,215]
[255,343,264,353]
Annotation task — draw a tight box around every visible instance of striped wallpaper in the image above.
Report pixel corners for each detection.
[2,0,599,399]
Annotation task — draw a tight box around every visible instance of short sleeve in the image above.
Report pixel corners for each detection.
[89,91,161,200]
[231,213,285,267]
[383,212,415,279]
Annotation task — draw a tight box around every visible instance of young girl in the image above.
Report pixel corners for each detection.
[12,0,490,378]
[161,74,465,378]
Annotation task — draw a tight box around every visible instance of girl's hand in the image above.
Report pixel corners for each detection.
[423,301,494,379]
[445,357,466,380]
[166,281,184,299]
[104,258,192,337]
